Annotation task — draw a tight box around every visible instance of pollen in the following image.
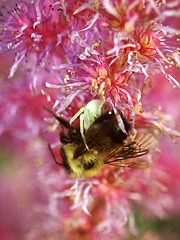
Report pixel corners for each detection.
[92,42,100,49]
[65,74,70,80]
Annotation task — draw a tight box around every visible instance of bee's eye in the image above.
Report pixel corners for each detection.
[60,132,72,144]
[83,161,95,170]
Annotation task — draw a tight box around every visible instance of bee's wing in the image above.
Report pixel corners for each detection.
[107,158,150,170]
[105,132,158,170]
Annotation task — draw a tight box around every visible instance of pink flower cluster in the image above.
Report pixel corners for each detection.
[0,0,180,239]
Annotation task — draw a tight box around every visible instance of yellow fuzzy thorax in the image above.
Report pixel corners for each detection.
[62,143,106,177]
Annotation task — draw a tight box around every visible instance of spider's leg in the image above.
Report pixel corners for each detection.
[69,107,85,125]
[80,114,89,150]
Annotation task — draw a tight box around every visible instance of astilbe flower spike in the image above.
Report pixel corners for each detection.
[0,0,83,88]
[45,0,180,125]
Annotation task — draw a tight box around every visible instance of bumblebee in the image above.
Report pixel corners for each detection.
[44,107,157,177]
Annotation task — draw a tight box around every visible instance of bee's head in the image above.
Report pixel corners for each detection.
[61,144,104,177]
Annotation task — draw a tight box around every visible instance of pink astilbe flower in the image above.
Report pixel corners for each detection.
[0,0,84,85]
[44,0,180,124]
[46,37,138,123]
[40,2,180,238]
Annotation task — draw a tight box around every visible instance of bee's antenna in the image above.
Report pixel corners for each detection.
[43,106,71,129]
[48,144,63,166]
[43,105,56,117]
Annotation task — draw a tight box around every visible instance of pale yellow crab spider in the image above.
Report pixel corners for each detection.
[70,99,105,150]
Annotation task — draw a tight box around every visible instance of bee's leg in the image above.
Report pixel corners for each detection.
[48,144,63,166]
